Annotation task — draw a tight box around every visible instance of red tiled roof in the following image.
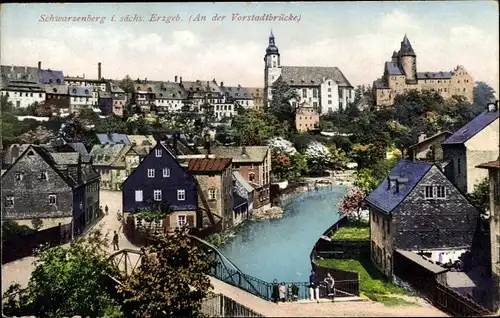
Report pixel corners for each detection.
[188,157,231,173]
[477,160,500,169]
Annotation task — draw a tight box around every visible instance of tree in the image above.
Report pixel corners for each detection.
[97,115,128,134]
[2,230,123,318]
[354,157,399,193]
[77,108,101,125]
[17,126,55,144]
[304,141,331,175]
[328,144,351,170]
[119,75,136,95]
[468,177,490,212]
[267,78,300,128]
[338,187,366,222]
[474,81,497,108]
[232,109,287,146]
[118,228,213,317]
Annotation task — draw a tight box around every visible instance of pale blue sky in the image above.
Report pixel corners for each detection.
[1,2,498,91]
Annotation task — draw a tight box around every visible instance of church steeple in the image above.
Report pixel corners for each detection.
[265,30,279,56]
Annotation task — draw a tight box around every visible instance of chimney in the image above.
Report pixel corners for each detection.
[241,146,247,156]
[418,133,427,143]
[38,61,41,70]
[83,73,85,79]
[487,101,498,112]
[395,177,409,194]
[387,176,397,189]
[180,76,182,83]
[145,77,147,82]
[98,62,102,80]
[175,75,178,83]
[220,81,224,87]
[238,84,241,89]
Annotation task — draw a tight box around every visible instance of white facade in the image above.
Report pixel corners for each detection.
[0,90,46,108]
[264,53,282,107]
[235,99,254,109]
[214,103,237,119]
[320,79,340,114]
[155,98,184,112]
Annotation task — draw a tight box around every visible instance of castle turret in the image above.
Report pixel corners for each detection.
[391,51,399,63]
[399,34,417,81]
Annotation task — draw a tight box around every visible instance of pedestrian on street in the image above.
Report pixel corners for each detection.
[112,230,119,250]
[105,205,109,215]
[309,270,320,302]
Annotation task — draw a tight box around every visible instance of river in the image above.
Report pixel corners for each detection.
[219,185,348,283]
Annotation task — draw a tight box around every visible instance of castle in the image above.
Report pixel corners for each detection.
[263,31,354,115]
[373,35,474,107]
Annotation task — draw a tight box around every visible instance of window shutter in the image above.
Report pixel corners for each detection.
[186,215,195,227]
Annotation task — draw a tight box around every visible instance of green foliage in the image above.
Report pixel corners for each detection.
[268,78,300,128]
[205,233,226,247]
[118,228,213,317]
[327,144,351,170]
[2,230,123,318]
[232,109,288,146]
[354,157,399,193]
[2,220,36,241]
[474,81,497,108]
[468,177,490,212]
[31,218,43,231]
[119,75,136,94]
[97,115,128,134]
[331,221,370,240]
[77,107,101,124]
[136,210,171,222]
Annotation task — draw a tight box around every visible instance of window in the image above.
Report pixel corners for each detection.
[339,89,343,98]
[155,149,162,157]
[424,186,434,199]
[327,88,331,92]
[249,173,255,182]
[313,102,318,108]
[313,89,317,98]
[15,172,23,181]
[153,189,162,201]
[178,215,187,227]
[436,186,446,198]
[302,89,307,98]
[328,81,331,86]
[328,100,332,105]
[147,169,155,178]
[4,196,14,207]
[177,189,186,201]
[135,190,143,202]
[40,171,48,180]
[163,168,170,177]
[49,194,57,205]
[208,189,217,200]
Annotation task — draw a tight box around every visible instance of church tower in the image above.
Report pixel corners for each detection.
[399,34,417,82]
[264,30,282,108]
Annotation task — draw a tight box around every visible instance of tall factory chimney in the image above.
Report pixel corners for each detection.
[98,62,102,80]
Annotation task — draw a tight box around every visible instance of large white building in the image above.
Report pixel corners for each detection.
[263,31,355,115]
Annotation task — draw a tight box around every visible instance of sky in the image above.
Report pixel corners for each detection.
[1,2,499,93]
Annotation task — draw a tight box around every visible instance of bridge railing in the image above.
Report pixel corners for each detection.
[211,261,358,301]
[201,293,264,317]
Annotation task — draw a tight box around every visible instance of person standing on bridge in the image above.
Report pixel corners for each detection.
[112,230,119,250]
[105,205,109,215]
[324,272,335,301]
[309,270,319,302]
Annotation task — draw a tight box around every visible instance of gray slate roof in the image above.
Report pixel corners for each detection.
[222,86,252,100]
[386,62,403,76]
[90,144,127,166]
[416,72,452,80]
[233,171,254,192]
[45,84,69,95]
[364,159,433,214]
[39,69,64,84]
[442,109,499,145]
[1,65,39,88]
[68,85,92,97]
[96,133,131,145]
[99,91,112,99]
[280,66,353,88]
[1,80,44,92]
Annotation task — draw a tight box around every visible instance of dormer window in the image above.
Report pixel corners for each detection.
[53,88,57,93]
[85,89,89,94]
[15,172,24,181]
[72,88,77,94]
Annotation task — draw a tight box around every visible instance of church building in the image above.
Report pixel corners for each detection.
[263,31,355,115]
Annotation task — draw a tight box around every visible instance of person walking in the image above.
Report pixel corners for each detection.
[112,230,119,251]
[271,279,280,303]
[105,205,109,215]
[324,272,335,301]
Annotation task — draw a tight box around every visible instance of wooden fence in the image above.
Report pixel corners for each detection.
[201,293,264,317]
[2,223,72,264]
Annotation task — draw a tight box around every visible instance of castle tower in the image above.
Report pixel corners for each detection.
[264,30,282,108]
[399,34,417,82]
[391,51,399,63]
